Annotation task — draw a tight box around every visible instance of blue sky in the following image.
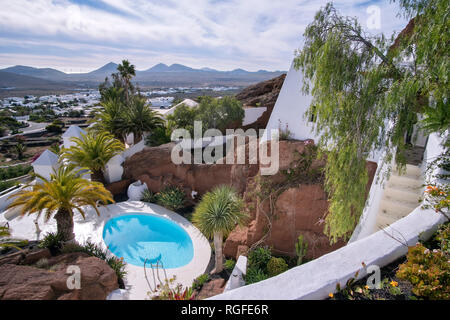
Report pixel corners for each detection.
[0,0,409,73]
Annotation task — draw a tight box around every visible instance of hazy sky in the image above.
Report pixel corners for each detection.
[0,0,409,73]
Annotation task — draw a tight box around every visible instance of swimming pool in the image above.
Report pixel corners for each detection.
[102,213,194,268]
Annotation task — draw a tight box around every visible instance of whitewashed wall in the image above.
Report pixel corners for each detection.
[262,61,318,142]
[104,139,146,184]
[242,107,267,126]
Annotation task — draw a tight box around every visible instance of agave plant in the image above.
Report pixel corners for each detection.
[7,165,114,242]
[192,185,247,273]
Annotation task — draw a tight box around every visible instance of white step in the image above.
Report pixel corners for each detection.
[393,164,422,177]
[387,174,423,189]
[379,199,417,219]
[383,191,421,207]
[375,214,397,229]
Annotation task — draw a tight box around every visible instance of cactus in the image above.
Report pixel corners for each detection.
[295,235,308,265]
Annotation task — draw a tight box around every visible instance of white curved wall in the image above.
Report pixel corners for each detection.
[210,206,446,300]
[262,61,318,142]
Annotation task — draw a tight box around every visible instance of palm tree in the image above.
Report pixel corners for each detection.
[192,185,247,274]
[117,59,136,103]
[14,143,26,160]
[90,89,128,142]
[7,165,114,242]
[126,97,165,144]
[61,132,124,183]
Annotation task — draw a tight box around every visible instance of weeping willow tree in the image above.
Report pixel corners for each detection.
[294,0,449,243]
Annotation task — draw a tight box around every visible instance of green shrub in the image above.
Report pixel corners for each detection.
[396,243,449,300]
[0,181,16,193]
[141,189,158,203]
[39,232,64,255]
[0,165,32,180]
[247,246,272,272]
[245,266,269,284]
[267,257,289,277]
[106,256,127,281]
[145,126,171,147]
[62,241,127,283]
[224,259,236,271]
[192,273,210,291]
[157,185,186,211]
[434,223,449,254]
[45,123,63,133]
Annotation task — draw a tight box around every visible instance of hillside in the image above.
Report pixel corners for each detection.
[236,73,286,130]
[0,63,286,90]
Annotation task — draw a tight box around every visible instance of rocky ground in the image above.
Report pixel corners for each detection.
[0,244,118,300]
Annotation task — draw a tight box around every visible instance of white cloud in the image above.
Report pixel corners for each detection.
[0,0,409,71]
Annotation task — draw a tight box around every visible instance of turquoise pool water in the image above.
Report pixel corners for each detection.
[102,214,194,268]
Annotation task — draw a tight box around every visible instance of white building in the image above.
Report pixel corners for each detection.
[62,125,86,149]
[31,149,60,181]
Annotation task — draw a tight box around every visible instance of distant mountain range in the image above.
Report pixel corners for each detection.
[0,62,286,93]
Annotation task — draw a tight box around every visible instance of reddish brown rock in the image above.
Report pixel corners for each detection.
[0,248,51,266]
[236,74,286,130]
[0,252,118,300]
[223,226,248,258]
[121,142,258,199]
[105,178,131,196]
[195,278,226,300]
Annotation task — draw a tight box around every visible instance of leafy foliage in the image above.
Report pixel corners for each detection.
[7,165,114,241]
[248,246,272,272]
[193,185,246,239]
[156,185,186,211]
[224,259,236,271]
[267,257,289,277]
[61,131,124,182]
[192,273,210,291]
[167,96,244,135]
[396,243,449,299]
[141,189,158,203]
[0,165,32,180]
[245,266,270,285]
[193,185,246,273]
[152,276,195,300]
[126,96,165,144]
[145,126,172,147]
[39,231,64,255]
[293,1,449,242]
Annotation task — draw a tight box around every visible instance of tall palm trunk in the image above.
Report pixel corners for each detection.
[212,231,223,274]
[54,208,75,242]
[91,169,105,184]
[133,131,143,145]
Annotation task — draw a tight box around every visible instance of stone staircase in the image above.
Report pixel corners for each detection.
[375,164,423,231]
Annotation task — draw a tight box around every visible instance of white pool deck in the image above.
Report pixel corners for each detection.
[0,201,211,300]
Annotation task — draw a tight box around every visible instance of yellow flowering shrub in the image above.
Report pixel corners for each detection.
[396,244,450,300]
